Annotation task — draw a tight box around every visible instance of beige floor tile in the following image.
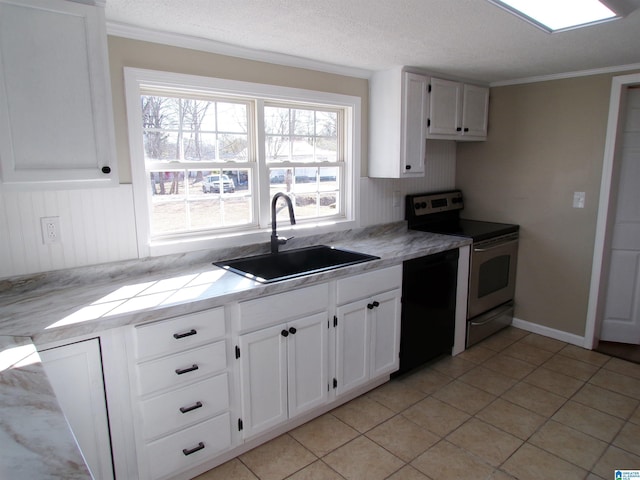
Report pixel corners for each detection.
[542,354,600,381]
[592,445,640,479]
[488,470,518,480]
[286,460,345,480]
[366,415,439,462]
[456,344,496,364]
[502,381,566,417]
[323,436,404,480]
[479,327,528,352]
[289,413,359,457]
[585,474,606,480]
[239,434,316,480]
[501,443,587,480]
[482,353,537,380]
[446,418,522,467]
[572,383,639,420]
[528,420,608,470]
[476,398,546,440]
[558,344,610,366]
[552,400,625,442]
[386,465,430,480]
[590,369,640,399]
[367,378,427,412]
[411,440,495,479]
[192,458,258,480]
[430,355,477,378]
[330,395,395,433]
[519,333,567,352]
[630,405,640,425]
[399,367,453,395]
[459,365,518,396]
[613,422,640,457]
[502,341,555,366]
[523,367,584,398]
[432,379,496,414]
[403,396,470,437]
[603,357,640,380]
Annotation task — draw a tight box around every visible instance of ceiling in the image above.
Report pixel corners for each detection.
[104,0,640,85]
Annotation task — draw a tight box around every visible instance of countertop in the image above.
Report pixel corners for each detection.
[0,222,470,479]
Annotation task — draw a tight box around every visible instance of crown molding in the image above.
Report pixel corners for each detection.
[490,62,640,87]
[106,21,373,80]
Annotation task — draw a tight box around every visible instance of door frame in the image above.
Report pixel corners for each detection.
[585,72,640,349]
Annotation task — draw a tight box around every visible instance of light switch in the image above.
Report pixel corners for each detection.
[573,192,585,208]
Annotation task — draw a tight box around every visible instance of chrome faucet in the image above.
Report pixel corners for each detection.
[271,192,296,254]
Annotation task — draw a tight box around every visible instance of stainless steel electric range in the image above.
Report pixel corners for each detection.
[405,190,519,347]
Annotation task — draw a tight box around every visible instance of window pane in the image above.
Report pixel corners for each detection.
[264,106,289,135]
[217,102,248,133]
[219,134,249,161]
[149,169,253,236]
[316,137,337,162]
[265,136,291,162]
[292,109,314,136]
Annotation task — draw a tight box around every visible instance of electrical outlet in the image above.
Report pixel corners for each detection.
[573,192,586,209]
[41,216,61,244]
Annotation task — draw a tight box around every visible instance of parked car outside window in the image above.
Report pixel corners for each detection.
[202,174,235,193]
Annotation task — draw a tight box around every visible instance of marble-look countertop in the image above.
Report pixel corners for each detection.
[0,222,470,346]
[0,222,469,480]
[0,335,92,479]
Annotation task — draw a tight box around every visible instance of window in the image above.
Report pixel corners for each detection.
[124,69,360,256]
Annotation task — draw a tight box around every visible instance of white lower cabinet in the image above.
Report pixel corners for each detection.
[39,338,114,480]
[128,307,233,480]
[335,266,402,396]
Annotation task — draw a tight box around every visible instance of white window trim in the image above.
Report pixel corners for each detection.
[123,67,361,258]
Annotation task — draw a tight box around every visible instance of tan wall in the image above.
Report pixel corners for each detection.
[457,74,618,336]
[107,36,370,183]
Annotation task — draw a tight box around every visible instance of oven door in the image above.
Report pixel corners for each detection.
[468,233,518,319]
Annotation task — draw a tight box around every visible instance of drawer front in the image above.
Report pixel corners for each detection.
[145,413,232,480]
[337,265,402,305]
[136,341,226,396]
[238,283,329,332]
[134,308,225,360]
[140,373,229,441]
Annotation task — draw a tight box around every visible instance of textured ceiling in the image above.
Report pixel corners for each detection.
[105,0,640,84]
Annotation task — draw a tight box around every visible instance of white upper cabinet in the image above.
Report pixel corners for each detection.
[369,68,428,178]
[427,78,489,141]
[0,0,117,188]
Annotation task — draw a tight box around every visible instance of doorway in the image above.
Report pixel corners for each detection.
[585,73,640,357]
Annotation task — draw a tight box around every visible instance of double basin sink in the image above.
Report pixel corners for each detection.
[214,245,379,283]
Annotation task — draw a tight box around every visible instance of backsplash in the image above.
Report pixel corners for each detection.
[0,141,455,278]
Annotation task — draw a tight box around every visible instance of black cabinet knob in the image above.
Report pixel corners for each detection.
[281,329,289,337]
[456,127,462,132]
[289,327,297,335]
[367,303,374,310]
[405,165,412,170]
[101,166,111,174]
[372,301,380,308]
[464,127,469,132]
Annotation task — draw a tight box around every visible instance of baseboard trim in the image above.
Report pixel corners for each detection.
[512,317,586,348]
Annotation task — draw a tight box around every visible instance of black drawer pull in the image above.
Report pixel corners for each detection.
[175,364,199,375]
[367,303,374,309]
[367,301,380,310]
[372,301,380,308]
[173,329,197,339]
[289,327,297,335]
[179,401,203,414]
[182,442,205,456]
[281,329,289,337]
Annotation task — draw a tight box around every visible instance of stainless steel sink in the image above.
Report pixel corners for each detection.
[213,245,379,283]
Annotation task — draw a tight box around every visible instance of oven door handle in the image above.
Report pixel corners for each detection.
[473,239,518,253]
[469,303,514,326]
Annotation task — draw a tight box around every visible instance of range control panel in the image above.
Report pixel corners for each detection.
[407,190,464,217]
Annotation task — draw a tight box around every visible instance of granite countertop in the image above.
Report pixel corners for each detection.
[0,222,470,346]
[0,223,469,480]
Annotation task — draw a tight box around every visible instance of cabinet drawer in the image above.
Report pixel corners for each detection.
[134,308,225,360]
[337,265,402,305]
[140,373,229,441]
[239,283,329,332]
[136,341,226,396]
[145,413,231,480]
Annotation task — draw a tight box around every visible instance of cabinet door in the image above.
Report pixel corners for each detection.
[238,325,288,438]
[287,312,329,418]
[428,78,462,136]
[39,338,114,480]
[462,84,489,138]
[370,289,402,378]
[401,72,428,175]
[335,299,370,396]
[0,0,116,187]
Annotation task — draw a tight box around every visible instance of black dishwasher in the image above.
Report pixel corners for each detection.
[395,249,459,376]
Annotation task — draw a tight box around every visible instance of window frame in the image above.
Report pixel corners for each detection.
[124,67,361,257]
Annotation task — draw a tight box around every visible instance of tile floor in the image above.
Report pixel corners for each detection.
[194,327,640,480]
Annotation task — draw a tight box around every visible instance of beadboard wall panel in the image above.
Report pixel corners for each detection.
[360,140,456,226]
[0,185,138,278]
